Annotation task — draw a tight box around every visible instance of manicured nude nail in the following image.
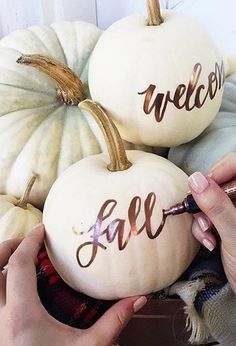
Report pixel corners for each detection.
[29,223,44,235]
[189,172,209,193]
[203,239,215,252]
[197,216,210,232]
[133,296,147,313]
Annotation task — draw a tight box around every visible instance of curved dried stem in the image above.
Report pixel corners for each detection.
[17,174,38,209]
[79,100,132,172]
[17,54,86,105]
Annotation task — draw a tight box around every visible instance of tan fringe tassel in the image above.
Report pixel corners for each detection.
[169,280,211,344]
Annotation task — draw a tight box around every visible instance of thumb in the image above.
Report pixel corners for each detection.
[90,296,147,346]
[189,172,236,250]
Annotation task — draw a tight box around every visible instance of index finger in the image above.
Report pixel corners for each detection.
[6,224,44,309]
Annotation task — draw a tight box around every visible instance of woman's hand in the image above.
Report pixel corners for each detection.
[189,152,236,294]
[0,225,147,346]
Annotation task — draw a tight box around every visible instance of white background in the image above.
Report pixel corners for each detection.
[0,0,170,36]
[0,0,235,70]
[96,0,171,29]
[0,0,97,37]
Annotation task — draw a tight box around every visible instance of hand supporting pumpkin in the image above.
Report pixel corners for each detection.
[189,152,236,294]
[0,225,147,346]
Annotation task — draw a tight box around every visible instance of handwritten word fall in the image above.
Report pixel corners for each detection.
[75,193,166,268]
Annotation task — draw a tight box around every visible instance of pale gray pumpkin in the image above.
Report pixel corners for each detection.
[168,74,236,174]
[0,21,163,209]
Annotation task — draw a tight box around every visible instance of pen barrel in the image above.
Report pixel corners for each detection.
[221,179,236,201]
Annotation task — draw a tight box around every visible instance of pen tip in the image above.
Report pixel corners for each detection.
[163,209,172,217]
[163,202,186,216]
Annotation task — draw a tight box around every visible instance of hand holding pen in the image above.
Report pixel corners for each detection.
[188,152,236,295]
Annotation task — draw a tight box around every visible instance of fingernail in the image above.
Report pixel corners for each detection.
[197,215,210,232]
[189,172,209,194]
[29,223,44,234]
[203,239,215,252]
[133,296,147,313]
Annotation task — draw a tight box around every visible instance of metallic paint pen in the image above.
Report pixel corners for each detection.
[164,179,236,217]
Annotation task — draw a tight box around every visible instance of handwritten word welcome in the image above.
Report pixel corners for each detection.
[138,61,225,122]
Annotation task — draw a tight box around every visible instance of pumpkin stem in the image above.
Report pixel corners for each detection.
[17,174,38,209]
[17,54,87,105]
[79,100,132,172]
[146,0,164,26]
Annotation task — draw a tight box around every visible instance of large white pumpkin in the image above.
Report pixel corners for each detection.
[89,0,228,147]
[0,21,101,209]
[43,101,199,300]
[0,21,162,209]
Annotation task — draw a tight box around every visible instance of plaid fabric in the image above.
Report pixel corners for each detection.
[37,244,235,345]
[36,246,179,329]
[37,246,115,329]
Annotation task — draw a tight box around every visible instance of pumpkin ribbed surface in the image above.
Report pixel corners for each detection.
[0,22,104,208]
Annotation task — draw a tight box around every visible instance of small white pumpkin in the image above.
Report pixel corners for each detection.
[89,0,228,147]
[0,175,42,242]
[43,100,199,300]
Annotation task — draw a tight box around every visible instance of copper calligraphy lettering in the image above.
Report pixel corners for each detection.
[75,193,166,268]
[138,61,225,122]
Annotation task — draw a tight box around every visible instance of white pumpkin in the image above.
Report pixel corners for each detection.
[89,0,228,147]
[0,175,42,242]
[43,100,199,300]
